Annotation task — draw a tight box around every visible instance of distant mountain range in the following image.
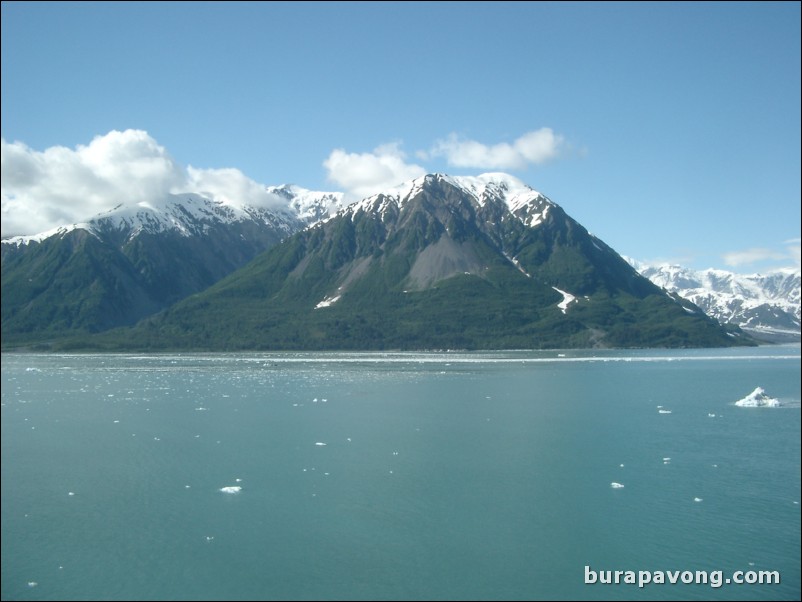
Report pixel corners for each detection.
[630,261,800,342]
[1,173,756,350]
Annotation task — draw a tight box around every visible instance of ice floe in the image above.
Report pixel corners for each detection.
[658,409,672,414]
[734,387,780,407]
[694,497,703,502]
[315,442,327,446]
[219,486,242,494]
[610,482,625,489]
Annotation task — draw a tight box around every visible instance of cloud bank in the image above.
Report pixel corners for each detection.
[1,130,283,237]
[428,128,566,170]
[323,143,426,201]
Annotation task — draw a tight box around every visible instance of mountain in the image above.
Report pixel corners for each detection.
[104,173,748,351]
[631,261,801,342]
[265,184,346,225]
[1,193,304,341]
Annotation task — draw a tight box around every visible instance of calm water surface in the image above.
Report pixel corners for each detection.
[2,347,800,600]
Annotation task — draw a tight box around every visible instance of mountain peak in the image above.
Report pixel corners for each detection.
[344,172,554,230]
[265,184,345,224]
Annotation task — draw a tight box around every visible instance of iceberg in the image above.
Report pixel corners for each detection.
[734,387,780,407]
[219,486,242,494]
[610,482,625,489]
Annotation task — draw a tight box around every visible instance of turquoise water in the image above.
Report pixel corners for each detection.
[2,348,800,601]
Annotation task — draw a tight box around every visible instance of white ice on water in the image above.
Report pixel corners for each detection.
[734,387,780,407]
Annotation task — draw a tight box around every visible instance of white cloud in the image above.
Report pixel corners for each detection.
[722,247,791,268]
[784,239,801,269]
[323,142,426,200]
[429,128,566,170]
[1,130,282,237]
[186,166,283,210]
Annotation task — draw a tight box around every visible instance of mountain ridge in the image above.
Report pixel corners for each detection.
[2,173,757,349]
[95,173,747,351]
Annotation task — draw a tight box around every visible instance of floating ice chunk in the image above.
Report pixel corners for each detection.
[619,464,625,467]
[235,478,242,482]
[694,497,703,502]
[28,581,38,587]
[194,407,208,411]
[658,409,672,414]
[68,492,75,496]
[735,387,780,407]
[219,486,242,494]
[346,437,352,442]
[315,442,327,446]
[205,536,214,542]
[663,457,671,462]
[113,420,120,423]
[708,413,716,417]
[610,482,625,489]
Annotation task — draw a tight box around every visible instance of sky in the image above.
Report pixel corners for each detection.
[1,1,800,272]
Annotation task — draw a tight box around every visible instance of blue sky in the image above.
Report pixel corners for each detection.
[2,1,799,272]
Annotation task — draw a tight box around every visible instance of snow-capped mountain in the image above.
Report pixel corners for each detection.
[1,173,751,349]
[631,261,800,341]
[1,192,310,337]
[265,184,346,225]
[343,173,554,229]
[3,192,302,247]
[123,172,744,351]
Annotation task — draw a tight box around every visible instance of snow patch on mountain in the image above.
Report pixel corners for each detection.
[552,287,577,314]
